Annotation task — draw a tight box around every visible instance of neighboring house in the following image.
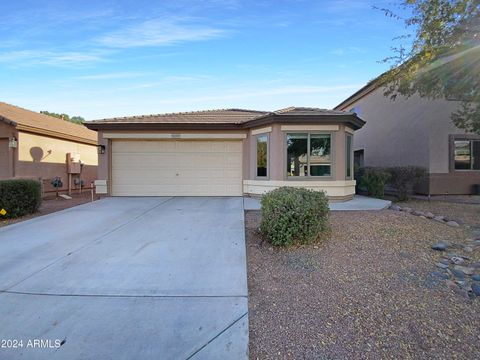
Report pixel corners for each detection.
[335,82,480,195]
[0,102,98,193]
[85,107,365,201]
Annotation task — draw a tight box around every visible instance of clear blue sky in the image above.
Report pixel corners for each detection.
[0,0,409,120]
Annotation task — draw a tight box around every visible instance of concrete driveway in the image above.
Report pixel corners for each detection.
[0,197,248,359]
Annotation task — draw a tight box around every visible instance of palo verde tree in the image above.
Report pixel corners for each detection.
[377,0,480,134]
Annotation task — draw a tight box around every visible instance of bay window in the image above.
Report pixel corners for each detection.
[256,134,268,177]
[346,134,353,179]
[287,133,331,177]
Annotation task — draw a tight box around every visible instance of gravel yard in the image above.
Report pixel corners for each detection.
[246,207,480,359]
[397,199,480,228]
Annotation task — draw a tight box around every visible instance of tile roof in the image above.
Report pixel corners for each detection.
[86,107,356,126]
[272,107,355,116]
[88,109,268,125]
[0,102,97,144]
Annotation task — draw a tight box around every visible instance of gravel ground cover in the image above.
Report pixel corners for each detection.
[246,208,480,359]
[397,199,480,228]
[0,192,99,228]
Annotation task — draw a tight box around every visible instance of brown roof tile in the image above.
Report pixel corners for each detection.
[0,102,97,145]
[86,107,356,126]
[88,109,267,125]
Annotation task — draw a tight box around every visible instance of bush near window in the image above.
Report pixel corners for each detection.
[0,179,42,218]
[386,166,427,201]
[260,187,329,246]
[358,167,390,199]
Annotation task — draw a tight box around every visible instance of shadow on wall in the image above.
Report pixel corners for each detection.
[29,146,53,162]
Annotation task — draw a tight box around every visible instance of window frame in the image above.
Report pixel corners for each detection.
[450,135,480,172]
[254,133,269,179]
[345,133,353,180]
[284,131,334,180]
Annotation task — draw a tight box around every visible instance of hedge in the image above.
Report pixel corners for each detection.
[386,166,426,201]
[260,187,330,246]
[0,179,42,218]
[358,167,390,199]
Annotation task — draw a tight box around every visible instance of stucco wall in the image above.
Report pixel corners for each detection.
[337,86,480,194]
[0,122,17,179]
[338,87,473,173]
[339,87,432,169]
[16,131,98,191]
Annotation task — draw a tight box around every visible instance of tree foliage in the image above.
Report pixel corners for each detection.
[40,111,85,124]
[378,0,480,134]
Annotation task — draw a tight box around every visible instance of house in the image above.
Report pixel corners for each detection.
[0,102,98,194]
[85,107,365,201]
[335,81,480,195]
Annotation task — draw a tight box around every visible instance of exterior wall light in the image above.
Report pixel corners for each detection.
[8,137,18,148]
[97,145,106,154]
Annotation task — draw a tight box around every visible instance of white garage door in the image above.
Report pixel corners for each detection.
[111,140,243,196]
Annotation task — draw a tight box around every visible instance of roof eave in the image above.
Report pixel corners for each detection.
[16,124,98,145]
[84,122,244,131]
[85,114,366,131]
[242,114,366,130]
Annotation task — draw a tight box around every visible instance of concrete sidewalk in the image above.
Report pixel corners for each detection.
[244,195,391,211]
[0,197,248,360]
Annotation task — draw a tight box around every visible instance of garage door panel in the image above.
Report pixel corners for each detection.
[113,141,176,153]
[112,154,177,167]
[112,140,242,196]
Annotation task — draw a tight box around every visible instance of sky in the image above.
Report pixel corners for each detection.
[0,0,411,120]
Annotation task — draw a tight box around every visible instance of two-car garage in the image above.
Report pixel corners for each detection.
[111,139,243,196]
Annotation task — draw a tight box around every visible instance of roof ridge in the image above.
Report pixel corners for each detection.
[0,101,90,127]
[91,108,268,122]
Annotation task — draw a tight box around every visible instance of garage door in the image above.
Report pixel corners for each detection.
[111,140,243,196]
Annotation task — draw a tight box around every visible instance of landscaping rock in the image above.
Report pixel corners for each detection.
[451,269,465,280]
[425,212,434,219]
[472,283,480,296]
[433,216,445,222]
[450,256,464,265]
[471,274,480,281]
[389,204,401,211]
[463,246,473,253]
[419,215,427,219]
[431,243,449,251]
[412,210,425,216]
[436,262,449,269]
[401,207,412,213]
[439,258,450,266]
[471,262,480,269]
[454,265,474,275]
[446,280,458,290]
[446,221,460,227]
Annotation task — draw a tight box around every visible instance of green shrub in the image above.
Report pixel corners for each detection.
[386,166,427,201]
[260,187,330,246]
[359,167,390,199]
[0,179,42,218]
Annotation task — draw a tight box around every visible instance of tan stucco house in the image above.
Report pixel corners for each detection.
[335,82,480,195]
[85,107,365,201]
[0,102,98,194]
